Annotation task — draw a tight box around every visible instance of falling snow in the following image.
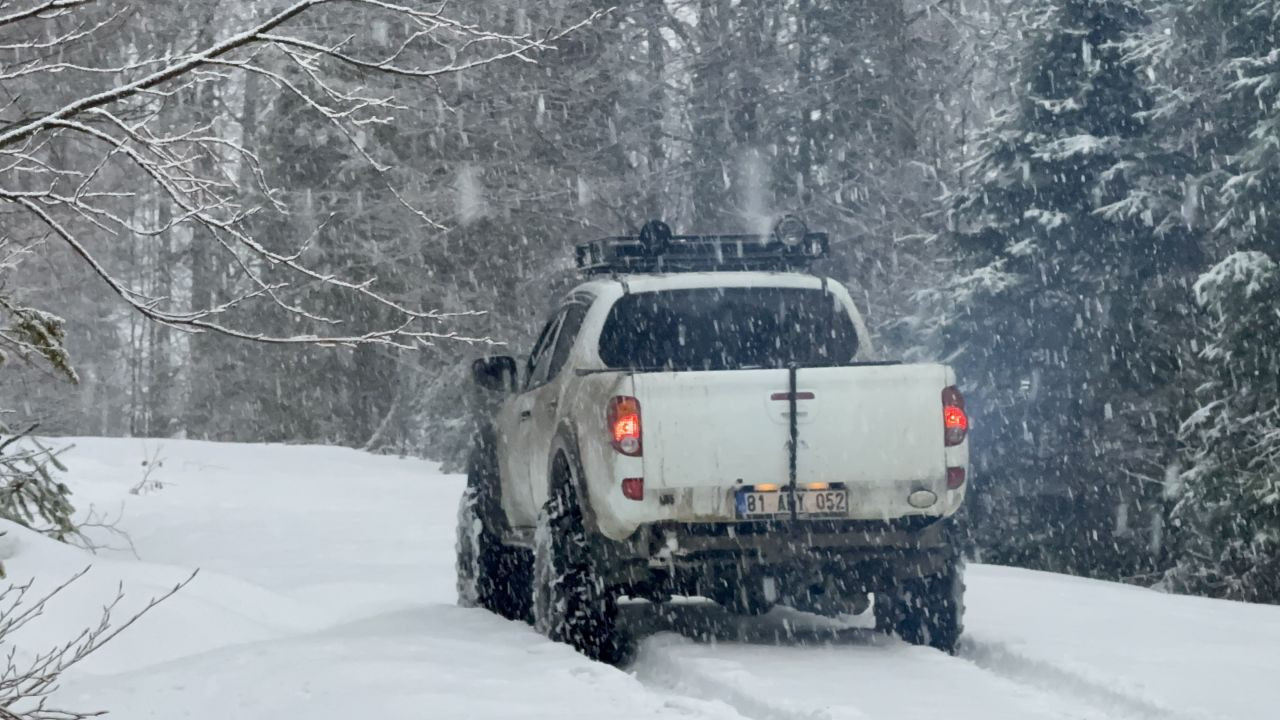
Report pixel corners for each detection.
[3,0,1280,717]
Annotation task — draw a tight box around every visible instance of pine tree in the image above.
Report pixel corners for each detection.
[1217,1,1280,253]
[1158,0,1280,602]
[1176,253,1280,602]
[945,0,1180,577]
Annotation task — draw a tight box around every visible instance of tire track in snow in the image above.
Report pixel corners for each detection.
[621,605,1163,720]
[631,634,848,720]
[959,638,1211,720]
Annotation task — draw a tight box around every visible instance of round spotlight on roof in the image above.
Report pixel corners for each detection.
[638,219,673,255]
[773,215,808,247]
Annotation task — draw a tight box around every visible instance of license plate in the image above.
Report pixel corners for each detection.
[736,488,848,518]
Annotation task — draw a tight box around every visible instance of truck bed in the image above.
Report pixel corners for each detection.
[630,362,956,520]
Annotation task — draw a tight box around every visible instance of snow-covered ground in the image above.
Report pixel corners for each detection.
[4,437,1278,719]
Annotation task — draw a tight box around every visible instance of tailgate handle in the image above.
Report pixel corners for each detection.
[770,391,815,401]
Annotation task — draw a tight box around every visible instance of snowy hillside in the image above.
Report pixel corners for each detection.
[4,437,1278,720]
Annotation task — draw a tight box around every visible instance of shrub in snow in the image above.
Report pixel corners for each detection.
[0,429,78,548]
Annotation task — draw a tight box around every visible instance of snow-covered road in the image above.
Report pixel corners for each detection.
[5,438,1277,719]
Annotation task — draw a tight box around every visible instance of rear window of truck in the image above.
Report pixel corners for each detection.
[597,287,859,371]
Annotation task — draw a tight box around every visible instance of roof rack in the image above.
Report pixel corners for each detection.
[574,217,829,275]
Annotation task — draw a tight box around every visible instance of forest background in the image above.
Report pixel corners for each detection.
[3,0,1278,604]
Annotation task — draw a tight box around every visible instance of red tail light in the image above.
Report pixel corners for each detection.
[942,385,968,447]
[608,396,642,456]
[622,477,645,501]
[947,467,966,489]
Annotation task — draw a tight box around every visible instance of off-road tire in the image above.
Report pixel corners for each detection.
[875,559,965,654]
[533,451,623,663]
[456,431,532,622]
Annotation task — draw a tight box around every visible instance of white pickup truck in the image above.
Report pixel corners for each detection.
[457,220,969,661]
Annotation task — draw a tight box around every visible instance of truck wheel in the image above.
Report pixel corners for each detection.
[875,560,965,654]
[533,452,623,663]
[456,433,531,622]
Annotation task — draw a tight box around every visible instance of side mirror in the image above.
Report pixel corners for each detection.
[471,356,518,393]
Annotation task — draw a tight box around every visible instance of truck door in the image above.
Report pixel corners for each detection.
[522,300,590,513]
[499,309,564,526]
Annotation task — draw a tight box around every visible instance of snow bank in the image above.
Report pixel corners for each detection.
[14,438,740,720]
[1,519,330,675]
[965,564,1280,719]
[6,437,1277,720]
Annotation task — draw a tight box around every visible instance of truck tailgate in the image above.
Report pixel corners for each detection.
[632,363,951,500]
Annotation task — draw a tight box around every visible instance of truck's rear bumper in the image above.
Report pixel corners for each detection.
[603,516,952,586]
[632,515,944,554]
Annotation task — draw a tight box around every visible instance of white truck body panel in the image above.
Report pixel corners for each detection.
[493,272,968,542]
[633,363,956,519]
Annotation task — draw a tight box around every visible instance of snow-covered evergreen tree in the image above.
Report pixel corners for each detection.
[1176,253,1280,602]
[945,0,1187,577]
[1218,2,1280,251]
[1155,0,1280,602]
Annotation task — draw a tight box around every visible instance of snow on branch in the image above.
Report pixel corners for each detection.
[0,1,597,349]
[1194,250,1277,311]
[0,240,76,381]
[0,1,95,30]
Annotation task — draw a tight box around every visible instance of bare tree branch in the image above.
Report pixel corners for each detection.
[0,0,95,31]
[0,0,592,351]
[0,567,197,720]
